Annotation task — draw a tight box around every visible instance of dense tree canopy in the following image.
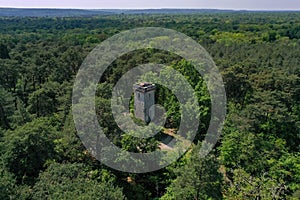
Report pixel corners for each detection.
[0,11,299,199]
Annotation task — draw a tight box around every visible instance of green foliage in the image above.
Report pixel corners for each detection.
[162,144,223,200]
[53,112,92,164]
[1,118,58,184]
[0,167,16,200]
[268,153,300,194]
[32,163,126,200]
[0,86,14,129]
[0,43,10,59]
[226,168,288,200]
[28,81,61,117]
[11,98,32,127]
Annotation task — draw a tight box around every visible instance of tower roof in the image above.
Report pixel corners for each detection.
[133,82,156,93]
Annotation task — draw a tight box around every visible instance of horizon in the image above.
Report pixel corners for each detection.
[0,0,300,11]
[1,7,300,12]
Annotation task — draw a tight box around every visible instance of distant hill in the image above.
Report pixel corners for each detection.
[0,8,114,17]
[0,8,298,17]
[0,8,239,17]
[94,9,235,14]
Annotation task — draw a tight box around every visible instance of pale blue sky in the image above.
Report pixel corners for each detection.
[0,0,299,10]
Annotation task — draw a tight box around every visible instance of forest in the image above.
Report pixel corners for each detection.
[0,11,299,199]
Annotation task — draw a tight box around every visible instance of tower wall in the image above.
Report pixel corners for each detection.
[133,83,156,122]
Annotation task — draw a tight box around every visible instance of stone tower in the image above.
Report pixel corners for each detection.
[133,82,156,123]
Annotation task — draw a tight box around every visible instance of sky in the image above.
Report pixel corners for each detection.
[0,0,299,10]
